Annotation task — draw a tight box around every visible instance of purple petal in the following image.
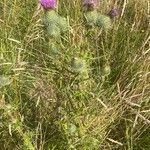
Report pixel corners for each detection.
[40,0,57,10]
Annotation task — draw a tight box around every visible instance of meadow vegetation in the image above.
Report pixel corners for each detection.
[0,0,150,149]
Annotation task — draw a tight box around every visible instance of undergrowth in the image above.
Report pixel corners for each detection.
[0,0,150,149]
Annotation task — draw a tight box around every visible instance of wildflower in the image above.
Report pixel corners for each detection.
[108,8,120,19]
[83,0,99,11]
[40,0,57,10]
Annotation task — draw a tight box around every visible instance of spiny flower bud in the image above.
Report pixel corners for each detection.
[71,57,87,73]
[108,8,120,19]
[43,10,69,39]
[83,0,99,11]
[40,0,57,10]
[84,10,98,27]
[96,14,111,30]
[43,10,58,27]
[71,57,89,79]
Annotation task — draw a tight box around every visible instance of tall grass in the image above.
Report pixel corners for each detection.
[0,0,150,149]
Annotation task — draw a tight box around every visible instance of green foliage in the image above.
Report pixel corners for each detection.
[0,0,149,150]
[84,11,112,30]
[43,10,69,39]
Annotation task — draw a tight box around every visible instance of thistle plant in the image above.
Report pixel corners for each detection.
[40,0,69,39]
[71,57,90,90]
[40,0,69,57]
[108,8,120,19]
[96,14,111,30]
[83,0,112,30]
[83,0,99,11]
[71,57,89,79]
[84,10,98,27]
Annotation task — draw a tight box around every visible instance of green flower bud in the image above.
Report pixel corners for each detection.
[71,57,89,80]
[84,10,98,27]
[96,14,111,30]
[43,10,59,27]
[71,57,87,73]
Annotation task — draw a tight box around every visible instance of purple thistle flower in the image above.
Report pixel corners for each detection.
[108,8,120,19]
[83,0,99,10]
[40,0,57,10]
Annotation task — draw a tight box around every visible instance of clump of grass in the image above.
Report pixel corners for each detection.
[0,0,149,149]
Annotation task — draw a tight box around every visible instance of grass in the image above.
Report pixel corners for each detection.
[0,0,150,149]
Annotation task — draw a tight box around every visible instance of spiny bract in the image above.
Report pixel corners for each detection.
[84,10,98,27]
[47,24,60,39]
[71,57,87,74]
[43,10,69,38]
[96,14,112,30]
[43,10,59,27]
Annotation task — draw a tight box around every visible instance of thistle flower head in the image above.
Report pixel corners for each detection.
[40,0,57,10]
[83,0,99,11]
[108,8,120,19]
